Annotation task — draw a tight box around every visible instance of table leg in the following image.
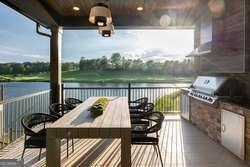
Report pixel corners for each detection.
[46,130,61,167]
[121,130,131,167]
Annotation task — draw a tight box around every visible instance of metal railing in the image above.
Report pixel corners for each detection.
[0,84,188,149]
[0,90,50,149]
[63,84,187,113]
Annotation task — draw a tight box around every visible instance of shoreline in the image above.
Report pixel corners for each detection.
[0,71,194,83]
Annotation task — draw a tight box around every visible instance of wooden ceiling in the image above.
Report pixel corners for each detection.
[1,0,208,29]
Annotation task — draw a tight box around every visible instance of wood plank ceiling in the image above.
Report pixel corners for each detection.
[2,0,208,29]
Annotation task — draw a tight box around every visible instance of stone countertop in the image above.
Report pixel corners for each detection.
[220,99,250,109]
[220,100,250,116]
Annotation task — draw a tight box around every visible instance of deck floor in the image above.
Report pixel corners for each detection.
[0,114,248,167]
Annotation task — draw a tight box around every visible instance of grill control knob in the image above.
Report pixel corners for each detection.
[208,98,213,103]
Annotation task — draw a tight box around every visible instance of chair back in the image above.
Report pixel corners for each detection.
[146,112,164,134]
[149,112,164,123]
[21,113,56,136]
[146,119,163,134]
[49,103,71,118]
[130,97,148,110]
[65,98,82,109]
[145,103,154,112]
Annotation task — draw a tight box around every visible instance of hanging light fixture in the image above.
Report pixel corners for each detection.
[208,0,226,18]
[160,14,172,28]
[89,3,112,27]
[136,0,144,11]
[98,23,114,37]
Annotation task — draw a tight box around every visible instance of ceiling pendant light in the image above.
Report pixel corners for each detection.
[160,14,172,27]
[208,0,226,18]
[89,3,112,27]
[98,23,114,37]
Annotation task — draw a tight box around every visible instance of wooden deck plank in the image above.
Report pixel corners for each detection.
[0,114,248,167]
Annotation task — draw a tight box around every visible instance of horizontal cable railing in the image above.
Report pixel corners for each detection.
[63,85,188,113]
[0,90,50,149]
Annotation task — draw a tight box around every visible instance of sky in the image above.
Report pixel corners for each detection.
[0,3,194,63]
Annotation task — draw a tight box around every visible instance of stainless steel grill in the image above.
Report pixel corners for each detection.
[188,76,238,104]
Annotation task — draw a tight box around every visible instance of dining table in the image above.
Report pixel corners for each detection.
[46,96,131,167]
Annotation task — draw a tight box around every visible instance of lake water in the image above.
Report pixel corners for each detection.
[0,82,190,100]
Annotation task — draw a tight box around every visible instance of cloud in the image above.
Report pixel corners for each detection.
[123,48,185,62]
[0,44,48,62]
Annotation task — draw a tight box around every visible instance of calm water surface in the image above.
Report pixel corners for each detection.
[0,82,190,100]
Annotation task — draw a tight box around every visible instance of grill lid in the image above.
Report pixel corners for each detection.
[191,76,227,95]
[188,76,228,104]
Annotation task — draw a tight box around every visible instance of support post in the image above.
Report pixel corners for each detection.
[50,26,62,104]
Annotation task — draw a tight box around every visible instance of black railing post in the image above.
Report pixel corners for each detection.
[61,83,64,104]
[9,128,12,143]
[128,83,131,105]
[0,84,4,101]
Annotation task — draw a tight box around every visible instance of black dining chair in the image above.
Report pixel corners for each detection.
[65,98,82,109]
[130,102,154,116]
[129,97,148,110]
[21,113,57,160]
[130,103,154,125]
[49,103,72,118]
[131,112,164,167]
[49,103,74,157]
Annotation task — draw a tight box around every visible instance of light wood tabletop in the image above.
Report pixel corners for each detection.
[46,96,131,167]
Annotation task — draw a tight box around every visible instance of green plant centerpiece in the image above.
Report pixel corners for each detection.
[90,97,109,118]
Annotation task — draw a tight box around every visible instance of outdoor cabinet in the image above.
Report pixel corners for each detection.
[221,109,245,160]
[193,0,250,73]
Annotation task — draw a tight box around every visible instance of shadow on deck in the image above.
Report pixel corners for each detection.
[0,114,248,167]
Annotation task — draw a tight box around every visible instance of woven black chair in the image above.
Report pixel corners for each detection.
[21,113,57,160]
[130,102,154,116]
[131,111,164,130]
[65,98,82,109]
[147,112,164,125]
[129,97,148,110]
[131,110,163,126]
[131,112,164,167]
[130,103,154,125]
[49,103,74,157]
[49,103,72,118]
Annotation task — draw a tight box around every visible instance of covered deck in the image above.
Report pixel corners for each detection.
[1,0,250,166]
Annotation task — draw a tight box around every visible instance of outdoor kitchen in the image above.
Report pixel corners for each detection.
[181,0,250,163]
[181,76,248,159]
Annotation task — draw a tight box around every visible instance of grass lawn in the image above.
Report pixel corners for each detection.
[154,91,181,112]
[0,70,193,83]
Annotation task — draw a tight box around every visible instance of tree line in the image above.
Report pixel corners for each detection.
[0,62,78,74]
[0,53,194,76]
[79,53,194,76]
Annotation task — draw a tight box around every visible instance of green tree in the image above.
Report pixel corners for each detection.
[110,53,122,70]
[98,56,109,70]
